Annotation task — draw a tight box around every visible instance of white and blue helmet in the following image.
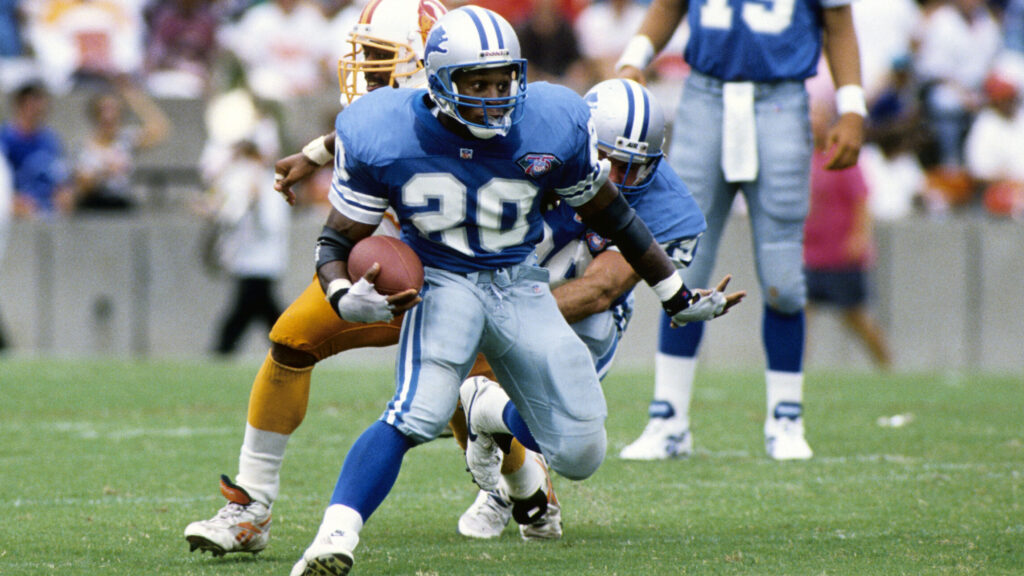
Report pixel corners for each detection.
[423,6,527,138]
[584,79,666,194]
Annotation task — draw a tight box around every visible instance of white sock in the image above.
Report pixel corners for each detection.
[503,450,546,500]
[653,352,697,429]
[766,370,804,421]
[316,504,362,551]
[235,424,289,506]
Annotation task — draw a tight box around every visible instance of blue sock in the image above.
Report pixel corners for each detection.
[658,313,704,357]
[762,306,804,372]
[330,421,413,519]
[502,402,540,453]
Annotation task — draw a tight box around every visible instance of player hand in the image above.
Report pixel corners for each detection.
[667,275,746,327]
[617,65,646,85]
[273,152,320,206]
[386,288,422,315]
[337,264,394,323]
[824,113,864,171]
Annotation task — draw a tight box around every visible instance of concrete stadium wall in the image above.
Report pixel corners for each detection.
[1,212,1021,373]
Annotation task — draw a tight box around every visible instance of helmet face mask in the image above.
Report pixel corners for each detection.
[599,145,661,193]
[423,6,528,139]
[338,0,447,104]
[585,79,666,195]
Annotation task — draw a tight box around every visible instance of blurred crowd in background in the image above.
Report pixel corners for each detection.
[2,0,1024,225]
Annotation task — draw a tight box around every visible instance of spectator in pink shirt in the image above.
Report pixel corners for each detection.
[804,88,892,368]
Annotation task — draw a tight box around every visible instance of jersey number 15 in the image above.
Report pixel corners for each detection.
[699,0,796,34]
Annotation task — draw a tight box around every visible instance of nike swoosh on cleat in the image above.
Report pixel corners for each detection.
[466,388,480,441]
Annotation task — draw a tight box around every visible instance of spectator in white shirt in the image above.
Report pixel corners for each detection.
[218,0,334,102]
[914,0,1001,168]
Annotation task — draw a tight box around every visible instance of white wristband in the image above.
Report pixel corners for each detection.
[835,85,867,117]
[652,273,684,302]
[615,35,656,73]
[302,135,333,166]
[325,278,352,301]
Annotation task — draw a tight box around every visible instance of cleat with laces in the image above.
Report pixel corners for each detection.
[459,376,507,492]
[458,485,513,539]
[184,475,271,556]
[619,418,692,461]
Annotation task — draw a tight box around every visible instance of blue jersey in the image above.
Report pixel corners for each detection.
[538,160,706,304]
[630,163,706,245]
[330,83,602,273]
[0,122,68,213]
[684,0,852,82]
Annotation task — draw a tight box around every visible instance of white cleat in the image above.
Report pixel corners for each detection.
[289,526,358,576]
[766,416,813,461]
[459,376,507,492]
[619,419,693,461]
[184,475,271,557]
[458,487,513,539]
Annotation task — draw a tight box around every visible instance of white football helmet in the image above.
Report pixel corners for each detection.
[422,6,527,139]
[338,0,448,104]
[584,79,666,194]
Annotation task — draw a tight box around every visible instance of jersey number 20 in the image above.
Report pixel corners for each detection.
[403,174,535,256]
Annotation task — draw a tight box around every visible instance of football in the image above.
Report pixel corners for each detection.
[347,236,424,295]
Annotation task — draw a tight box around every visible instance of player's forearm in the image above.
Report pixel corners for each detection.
[315,208,375,292]
[636,0,688,53]
[552,252,640,324]
[575,184,678,288]
[822,5,862,91]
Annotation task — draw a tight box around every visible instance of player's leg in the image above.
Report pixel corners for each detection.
[453,355,518,539]
[465,265,607,484]
[501,306,625,541]
[456,267,604,543]
[621,75,733,460]
[293,269,483,575]
[186,278,402,556]
[748,80,814,461]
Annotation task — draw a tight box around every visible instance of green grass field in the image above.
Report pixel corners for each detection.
[1,358,1021,575]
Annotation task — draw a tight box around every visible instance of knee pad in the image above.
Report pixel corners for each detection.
[758,244,806,314]
[396,417,450,445]
[545,430,606,481]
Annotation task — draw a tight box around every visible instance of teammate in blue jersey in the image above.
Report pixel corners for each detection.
[455,77,715,540]
[616,0,865,461]
[290,7,742,575]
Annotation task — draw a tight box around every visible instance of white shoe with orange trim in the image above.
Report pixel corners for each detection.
[185,475,271,556]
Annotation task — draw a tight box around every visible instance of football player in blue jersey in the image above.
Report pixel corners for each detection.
[290,7,742,575]
[184,0,451,558]
[615,0,865,461]
[454,77,718,540]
